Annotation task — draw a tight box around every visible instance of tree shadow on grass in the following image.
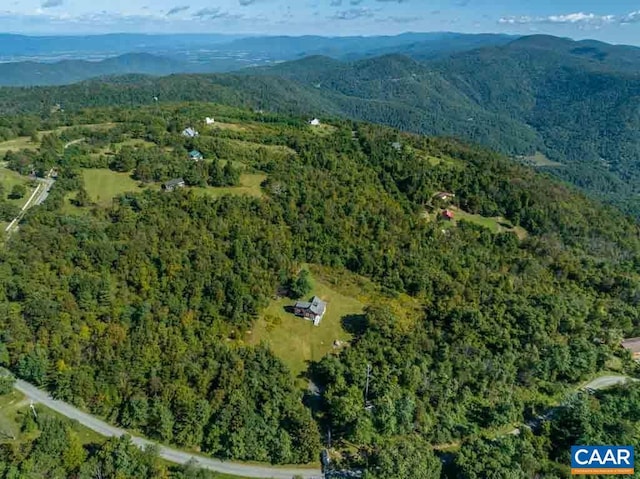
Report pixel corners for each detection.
[341,314,367,336]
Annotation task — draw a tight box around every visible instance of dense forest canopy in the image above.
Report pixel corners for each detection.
[0,102,639,476]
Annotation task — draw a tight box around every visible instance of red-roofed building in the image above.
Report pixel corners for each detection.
[442,210,454,220]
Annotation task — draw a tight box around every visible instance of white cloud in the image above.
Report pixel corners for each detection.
[499,10,636,28]
[620,11,640,24]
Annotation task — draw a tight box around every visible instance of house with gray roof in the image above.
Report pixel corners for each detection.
[294,296,327,326]
[162,178,185,192]
[182,127,199,138]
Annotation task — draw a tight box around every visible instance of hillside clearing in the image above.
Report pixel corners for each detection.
[0,168,37,208]
[247,268,363,379]
[428,206,528,239]
[193,173,266,199]
[0,137,36,154]
[83,168,150,206]
[520,152,563,167]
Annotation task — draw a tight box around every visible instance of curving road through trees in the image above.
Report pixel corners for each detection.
[14,379,323,479]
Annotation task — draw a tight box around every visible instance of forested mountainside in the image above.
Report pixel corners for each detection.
[0,102,639,477]
[253,35,640,216]
[0,53,207,87]
[0,34,639,216]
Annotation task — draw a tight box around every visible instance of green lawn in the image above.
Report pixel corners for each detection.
[523,152,563,167]
[429,207,529,239]
[193,173,266,199]
[0,390,105,447]
[247,269,364,379]
[0,168,37,208]
[0,390,26,442]
[0,137,36,154]
[83,168,152,206]
[309,123,337,136]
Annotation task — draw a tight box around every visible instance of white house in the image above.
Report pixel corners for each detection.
[309,118,321,126]
[182,127,199,138]
[205,117,215,125]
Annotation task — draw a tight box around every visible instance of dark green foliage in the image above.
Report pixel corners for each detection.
[74,187,91,207]
[8,184,25,200]
[0,412,219,478]
[0,201,19,221]
[0,375,14,395]
[362,437,442,479]
[289,270,312,299]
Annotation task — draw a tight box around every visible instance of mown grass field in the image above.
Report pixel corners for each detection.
[426,206,528,239]
[247,268,364,379]
[524,151,563,167]
[0,390,26,442]
[194,173,266,199]
[0,168,36,207]
[83,168,151,206]
[0,137,36,154]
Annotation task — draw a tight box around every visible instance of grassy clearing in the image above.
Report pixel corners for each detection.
[427,207,528,239]
[193,173,266,199]
[206,121,248,132]
[522,152,563,167]
[0,390,102,447]
[247,268,364,379]
[0,390,26,442]
[221,138,297,157]
[0,168,37,210]
[309,124,337,136]
[83,169,151,206]
[0,137,36,154]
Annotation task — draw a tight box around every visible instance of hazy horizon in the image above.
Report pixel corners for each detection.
[1,0,639,46]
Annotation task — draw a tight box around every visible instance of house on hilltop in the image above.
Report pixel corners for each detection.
[309,118,321,126]
[162,178,185,192]
[622,338,640,360]
[294,296,327,326]
[205,117,215,125]
[182,127,199,138]
[435,191,456,201]
[189,150,204,161]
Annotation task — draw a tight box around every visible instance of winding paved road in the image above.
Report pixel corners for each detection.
[14,379,323,479]
[584,375,637,391]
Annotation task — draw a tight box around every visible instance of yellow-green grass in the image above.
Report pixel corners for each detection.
[0,167,37,208]
[406,146,460,167]
[430,207,528,239]
[309,264,423,332]
[523,152,563,167]
[83,168,152,206]
[0,390,27,442]
[39,407,106,446]
[247,269,364,379]
[219,138,297,157]
[193,173,266,199]
[309,123,337,136]
[0,137,36,154]
[205,121,248,132]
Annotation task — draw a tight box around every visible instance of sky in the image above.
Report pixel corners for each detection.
[1,0,640,45]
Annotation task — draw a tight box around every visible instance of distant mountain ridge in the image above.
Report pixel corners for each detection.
[0,53,209,87]
[0,33,639,215]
